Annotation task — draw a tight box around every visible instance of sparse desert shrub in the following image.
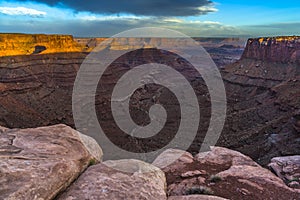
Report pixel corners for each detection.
[287,177,300,183]
[88,159,97,166]
[209,175,223,183]
[185,186,214,195]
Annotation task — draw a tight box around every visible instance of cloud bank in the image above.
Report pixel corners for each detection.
[0,6,46,16]
[25,0,217,16]
[1,0,298,37]
[0,14,243,37]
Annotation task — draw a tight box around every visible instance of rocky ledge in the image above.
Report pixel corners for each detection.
[1,125,299,200]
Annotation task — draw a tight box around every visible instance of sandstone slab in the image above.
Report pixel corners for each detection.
[0,124,102,200]
[58,159,167,200]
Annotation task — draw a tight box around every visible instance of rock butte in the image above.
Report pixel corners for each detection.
[242,36,300,62]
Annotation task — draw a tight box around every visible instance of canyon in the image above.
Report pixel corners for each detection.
[0,34,299,199]
[0,35,298,164]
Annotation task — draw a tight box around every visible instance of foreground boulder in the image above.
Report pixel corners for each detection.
[269,156,300,188]
[153,147,300,200]
[58,159,167,200]
[0,124,103,200]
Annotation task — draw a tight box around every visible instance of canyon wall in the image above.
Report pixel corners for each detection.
[0,52,86,128]
[0,34,87,56]
[221,36,300,166]
[242,36,300,62]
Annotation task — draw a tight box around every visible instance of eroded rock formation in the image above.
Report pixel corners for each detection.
[242,36,300,62]
[0,34,87,56]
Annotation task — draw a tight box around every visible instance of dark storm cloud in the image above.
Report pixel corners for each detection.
[25,0,216,16]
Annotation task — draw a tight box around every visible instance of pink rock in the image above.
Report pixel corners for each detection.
[0,124,103,200]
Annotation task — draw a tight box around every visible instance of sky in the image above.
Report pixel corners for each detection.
[0,0,299,37]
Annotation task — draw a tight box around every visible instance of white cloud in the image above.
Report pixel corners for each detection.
[197,5,218,13]
[189,20,221,25]
[0,6,46,17]
[163,18,184,23]
[75,12,147,21]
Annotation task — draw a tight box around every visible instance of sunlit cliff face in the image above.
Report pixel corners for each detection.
[0,34,87,56]
[257,36,300,44]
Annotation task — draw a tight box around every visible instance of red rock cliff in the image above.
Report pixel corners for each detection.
[0,33,87,56]
[241,36,300,63]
